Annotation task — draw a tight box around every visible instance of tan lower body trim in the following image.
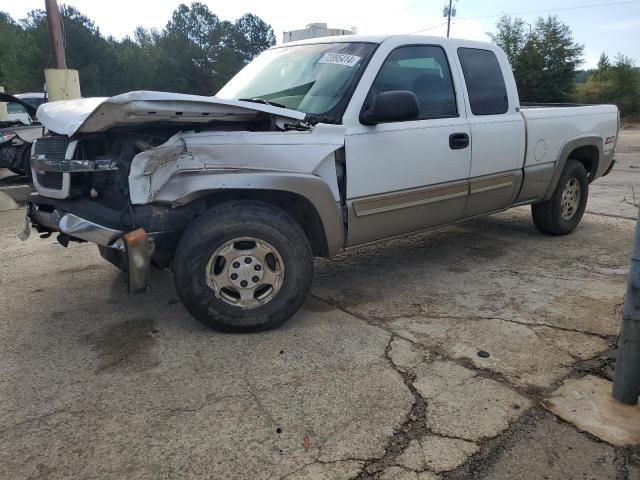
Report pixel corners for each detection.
[352,171,518,218]
[469,173,515,194]
[352,182,468,217]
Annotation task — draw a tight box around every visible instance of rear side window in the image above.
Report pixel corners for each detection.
[457,48,508,115]
[6,103,26,114]
[367,45,457,120]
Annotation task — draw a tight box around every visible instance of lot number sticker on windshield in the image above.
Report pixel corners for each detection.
[318,53,361,67]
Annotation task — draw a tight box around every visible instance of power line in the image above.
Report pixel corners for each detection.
[407,21,449,34]
[407,0,640,35]
[457,0,640,20]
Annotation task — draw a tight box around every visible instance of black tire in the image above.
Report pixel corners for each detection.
[21,148,33,180]
[532,159,588,235]
[173,200,314,333]
[8,147,32,179]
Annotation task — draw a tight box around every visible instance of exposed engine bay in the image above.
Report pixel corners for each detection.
[24,91,345,295]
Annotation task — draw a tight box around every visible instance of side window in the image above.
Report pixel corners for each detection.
[367,45,457,120]
[457,48,509,115]
[6,103,26,115]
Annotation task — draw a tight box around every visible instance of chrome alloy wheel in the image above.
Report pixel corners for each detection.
[205,237,285,309]
[560,177,581,221]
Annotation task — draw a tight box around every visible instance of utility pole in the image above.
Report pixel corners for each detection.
[45,0,66,69]
[443,0,457,38]
[43,0,81,101]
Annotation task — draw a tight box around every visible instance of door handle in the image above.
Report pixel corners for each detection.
[449,133,469,150]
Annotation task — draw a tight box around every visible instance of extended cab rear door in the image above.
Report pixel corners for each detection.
[455,47,525,217]
[342,39,471,247]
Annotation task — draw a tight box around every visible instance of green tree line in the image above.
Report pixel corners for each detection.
[1,6,638,116]
[0,2,275,97]
[490,15,639,116]
[574,53,640,116]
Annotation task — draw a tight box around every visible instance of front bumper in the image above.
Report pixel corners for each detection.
[24,203,152,294]
[28,205,124,246]
[23,193,202,292]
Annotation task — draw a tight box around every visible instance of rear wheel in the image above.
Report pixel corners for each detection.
[173,200,314,332]
[532,159,588,235]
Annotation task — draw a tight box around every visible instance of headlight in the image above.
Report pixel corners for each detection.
[0,132,17,144]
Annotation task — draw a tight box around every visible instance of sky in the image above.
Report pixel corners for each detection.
[3,0,640,68]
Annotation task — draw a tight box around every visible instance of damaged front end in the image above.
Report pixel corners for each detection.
[23,92,317,294]
[24,130,205,293]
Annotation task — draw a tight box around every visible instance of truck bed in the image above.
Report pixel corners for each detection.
[520,104,618,177]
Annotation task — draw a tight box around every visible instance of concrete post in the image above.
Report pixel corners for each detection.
[44,69,81,101]
[0,86,8,121]
[612,208,640,405]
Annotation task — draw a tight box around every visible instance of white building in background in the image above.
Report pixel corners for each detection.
[283,23,354,44]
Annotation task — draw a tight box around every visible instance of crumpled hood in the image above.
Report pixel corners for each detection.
[36,91,307,136]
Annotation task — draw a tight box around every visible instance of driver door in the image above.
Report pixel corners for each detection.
[344,44,471,246]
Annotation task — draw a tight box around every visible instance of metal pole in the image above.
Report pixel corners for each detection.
[446,0,453,37]
[45,0,66,69]
[612,208,640,405]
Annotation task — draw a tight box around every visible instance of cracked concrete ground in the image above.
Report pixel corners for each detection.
[0,129,638,479]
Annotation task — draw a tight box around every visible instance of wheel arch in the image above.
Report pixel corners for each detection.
[543,136,602,201]
[153,171,345,257]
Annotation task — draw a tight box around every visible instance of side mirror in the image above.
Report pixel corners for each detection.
[360,90,419,125]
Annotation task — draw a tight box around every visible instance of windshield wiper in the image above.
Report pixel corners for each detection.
[304,114,335,125]
[239,98,287,109]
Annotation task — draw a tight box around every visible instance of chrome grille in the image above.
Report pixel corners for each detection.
[33,136,70,160]
[31,137,73,198]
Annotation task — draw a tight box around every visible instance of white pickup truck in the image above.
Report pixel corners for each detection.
[25,35,619,332]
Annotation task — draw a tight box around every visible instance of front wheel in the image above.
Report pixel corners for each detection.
[8,147,32,179]
[173,200,314,333]
[532,159,588,235]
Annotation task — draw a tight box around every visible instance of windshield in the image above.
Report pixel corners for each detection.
[22,97,46,108]
[217,42,375,121]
